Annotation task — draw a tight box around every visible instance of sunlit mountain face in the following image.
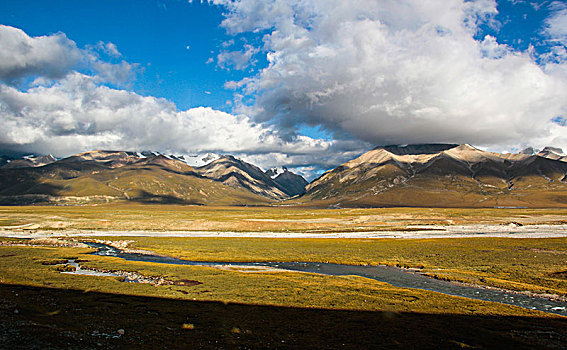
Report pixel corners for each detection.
[298,144,567,208]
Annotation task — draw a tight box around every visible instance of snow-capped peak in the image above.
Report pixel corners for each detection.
[183,153,221,167]
[520,147,538,155]
[266,166,288,179]
[136,151,220,167]
[541,146,565,156]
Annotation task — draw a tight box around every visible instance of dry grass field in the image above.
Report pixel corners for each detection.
[2,203,567,232]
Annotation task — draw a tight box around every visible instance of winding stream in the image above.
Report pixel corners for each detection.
[85,242,567,316]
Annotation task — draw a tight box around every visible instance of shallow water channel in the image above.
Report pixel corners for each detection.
[85,242,567,316]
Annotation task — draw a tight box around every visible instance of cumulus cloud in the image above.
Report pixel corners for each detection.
[0,25,135,85]
[214,0,567,151]
[0,25,82,83]
[0,72,352,177]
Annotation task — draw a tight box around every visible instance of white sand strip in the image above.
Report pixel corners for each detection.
[1,224,567,239]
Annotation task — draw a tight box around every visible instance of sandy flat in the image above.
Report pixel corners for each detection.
[1,224,567,239]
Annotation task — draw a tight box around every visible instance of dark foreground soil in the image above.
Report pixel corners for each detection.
[1,283,566,349]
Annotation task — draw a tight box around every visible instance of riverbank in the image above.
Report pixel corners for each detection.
[3,235,567,303]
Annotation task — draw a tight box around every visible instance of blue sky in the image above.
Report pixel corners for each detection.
[477,1,562,59]
[1,0,567,178]
[0,0,258,111]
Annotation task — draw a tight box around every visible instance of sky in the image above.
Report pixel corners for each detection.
[1,0,567,179]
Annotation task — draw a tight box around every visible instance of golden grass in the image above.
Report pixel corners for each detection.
[1,205,566,316]
[1,203,567,231]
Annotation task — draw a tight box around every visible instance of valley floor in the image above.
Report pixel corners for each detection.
[1,204,566,348]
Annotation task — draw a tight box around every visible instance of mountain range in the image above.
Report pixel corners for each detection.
[2,144,567,207]
[298,144,567,208]
[0,151,307,205]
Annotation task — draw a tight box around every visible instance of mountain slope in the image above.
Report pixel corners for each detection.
[537,147,567,162]
[266,167,308,197]
[299,144,567,208]
[194,156,290,199]
[1,154,57,168]
[0,151,271,205]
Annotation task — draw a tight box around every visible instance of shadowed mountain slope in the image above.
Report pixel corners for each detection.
[268,167,309,197]
[194,156,291,199]
[1,154,57,169]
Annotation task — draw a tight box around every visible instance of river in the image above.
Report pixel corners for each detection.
[84,242,567,316]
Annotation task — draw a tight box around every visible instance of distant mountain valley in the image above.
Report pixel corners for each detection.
[0,150,307,205]
[2,144,567,207]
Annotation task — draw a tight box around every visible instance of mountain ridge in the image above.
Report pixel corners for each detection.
[3,144,567,207]
[0,150,307,204]
[193,156,291,199]
[300,143,567,208]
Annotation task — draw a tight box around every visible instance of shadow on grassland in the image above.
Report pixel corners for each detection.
[1,283,566,349]
[128,190,204,205]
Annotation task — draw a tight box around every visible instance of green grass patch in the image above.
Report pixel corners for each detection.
[0,242,558,318]
[122,236,567,296]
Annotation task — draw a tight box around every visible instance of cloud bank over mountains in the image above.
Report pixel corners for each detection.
[1,1,567,179]
[0,25,351,179]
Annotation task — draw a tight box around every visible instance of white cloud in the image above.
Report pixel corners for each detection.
[0,25,355,179]
[222,39,235,47]
[90,60,138,85]
[0,25,136,85]
[213,0,567,151]
[0,72,352,179]
[0,25,82,83]
[544,2,567,45]
[94,41,122,58]
[537,2,567,64]
[217,44,259,70]
[480,35,511,58]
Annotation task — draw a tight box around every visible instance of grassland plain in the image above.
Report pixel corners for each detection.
[2,204,567,232]
[1,204,567,348]
[0,244,544,315]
